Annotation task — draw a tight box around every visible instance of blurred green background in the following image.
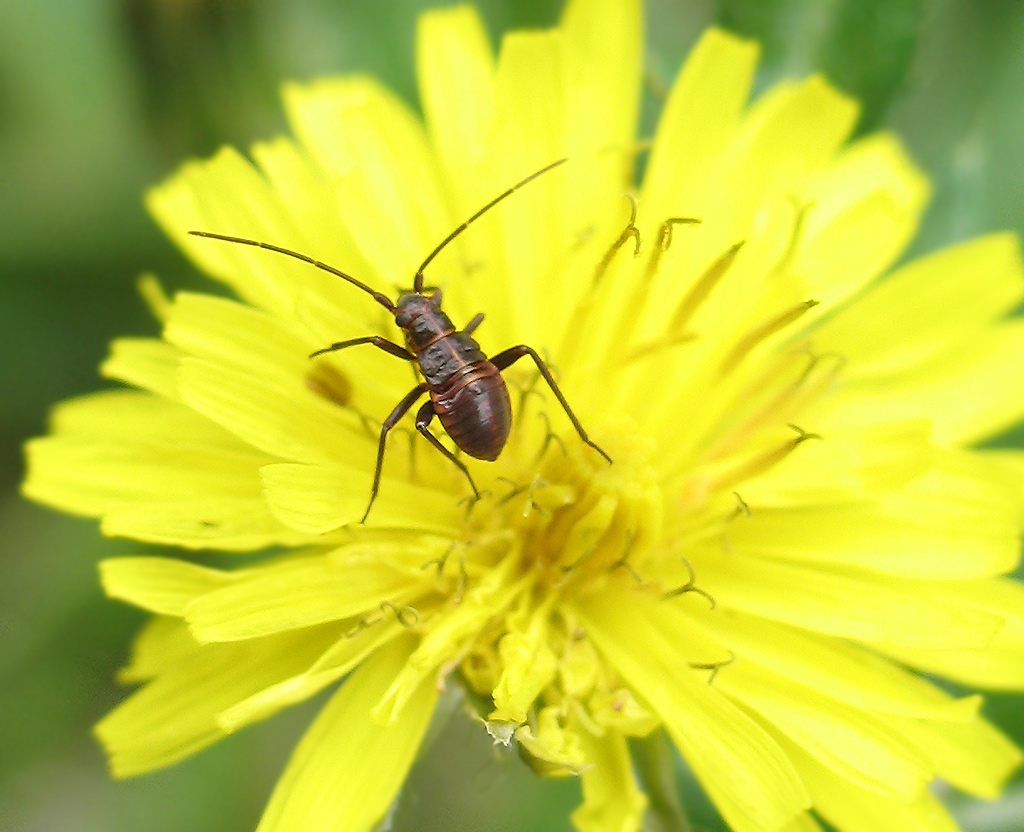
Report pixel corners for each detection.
[2,0,1023,830]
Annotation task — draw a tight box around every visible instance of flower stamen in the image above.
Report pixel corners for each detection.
[662,555,716,609]
[732,491,751,517]
[603,215,703,362]
[534,410,568,462]
[344,601,421,638]
[717,298,820,376]
[609,530,646,587]
[669,240,747,335]
[642,216,703,283]
[593,194,641,285]
[771,196,813,275]
[623,330,698,365]
[702,347,841,462]
[708,424,823,492]
[688,649,736,684]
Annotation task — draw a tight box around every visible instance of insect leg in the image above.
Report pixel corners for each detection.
[364,383,427,523]
[310,335,415,360]
[463,312,485,336]
[414,402,481,499]
[490,345,612,464]
[418,287,443,305]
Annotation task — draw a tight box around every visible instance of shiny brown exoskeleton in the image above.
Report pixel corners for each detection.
[189,159,611,521]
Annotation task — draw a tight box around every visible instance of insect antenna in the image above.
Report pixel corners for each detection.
[186,230,396,313]
[413,157,569,292]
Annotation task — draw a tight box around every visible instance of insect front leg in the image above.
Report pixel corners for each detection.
[310,335,415,360]
[364,383,427,523]
[490,345,612,464]
[414,402,481,499]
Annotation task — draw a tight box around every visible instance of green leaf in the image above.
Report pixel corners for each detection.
[716,0,924,132]
[815,0,923,132]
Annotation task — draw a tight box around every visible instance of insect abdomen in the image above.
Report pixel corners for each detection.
[431,361,511,460]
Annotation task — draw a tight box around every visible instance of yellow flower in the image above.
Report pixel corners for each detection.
[22,1,1024,831]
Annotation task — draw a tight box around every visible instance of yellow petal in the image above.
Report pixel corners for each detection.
[635,75,859,351]
[23,433,264,515]
[249,135,383,330]
[218,620,404,733]
[148,147,317,315]
[715,660,933,800]
[116,616,201,684]
[415,5,500,326]
[792,134,929,313]
[698,610,979,721]
[22,389,294,550]
[894,712,1023,799]
[814,232,1024,375]
[641,74,858,317]
[177,356,362,465]
[815,318,1024,445]
[782,814,824,832]
[588,687,659,737]
[491,611,558,724]
[167,290,411,444]
[576,589,810,832]
[559,628,601,698]
[515,706,588,777]
[100,337,182,399]
[100,557,232,616]
[137,273,172,322]
[780,733,960,832]
[490,29,567,348]
[561,0,641,239]
[641,28,759,229]
[260,461,462,534]
[96,625,342,777]
[693,551,1003,649]
[185,552,429,642]
[737,420,934,507]
[571,729,646,832]
[725,453,1019,578]
[44,390,230,444]
[283,77,450,291]
[256,637,437,832]
[165,291,314,379]
[724,75,859,204]
[22,423,291,551]
[881,577,1024,689]
[416,5,495,185]
[531,0,644,359]
[374,560,527,724]
[101,497,308,551]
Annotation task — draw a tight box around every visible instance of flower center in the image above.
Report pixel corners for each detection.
[459,418,661,603]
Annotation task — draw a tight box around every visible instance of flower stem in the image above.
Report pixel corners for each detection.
[631,730,693,832]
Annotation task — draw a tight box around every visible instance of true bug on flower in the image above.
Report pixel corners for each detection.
[189,158,612,521]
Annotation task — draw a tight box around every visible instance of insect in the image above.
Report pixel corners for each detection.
[189,158,611,522]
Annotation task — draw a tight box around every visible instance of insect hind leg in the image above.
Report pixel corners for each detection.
[414,402,481,499]
[490,345,612,464]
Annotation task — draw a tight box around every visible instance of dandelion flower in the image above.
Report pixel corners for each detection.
[23,1,1024,831]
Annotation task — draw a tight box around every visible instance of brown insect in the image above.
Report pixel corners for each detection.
[189,158,611,521]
